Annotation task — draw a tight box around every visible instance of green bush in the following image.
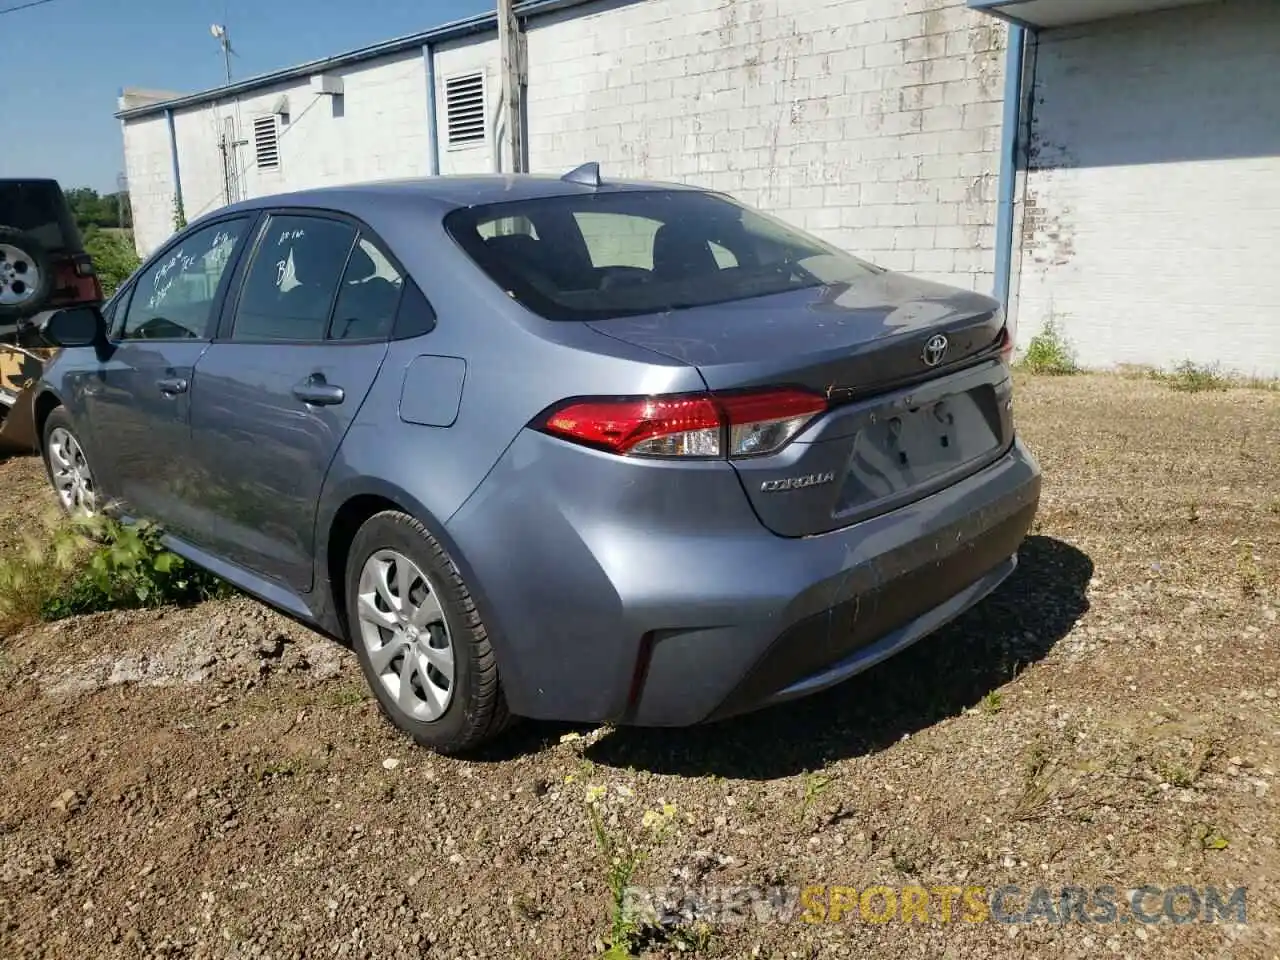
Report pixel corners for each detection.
[82,227,142,298]
[1016,319,1079,375]
[40,515,231,620]
[0,513,231,632]
[1149,361,1229,393]
[0,513,89,634]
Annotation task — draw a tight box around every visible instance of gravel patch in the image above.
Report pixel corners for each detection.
[0,372,1276,959]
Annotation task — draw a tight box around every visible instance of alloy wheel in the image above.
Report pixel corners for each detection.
[355,548,455,721]
[0,243,41,310]
[47,426,97,516]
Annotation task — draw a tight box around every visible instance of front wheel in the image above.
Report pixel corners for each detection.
[344,510,509,754]
[41,407,98,517]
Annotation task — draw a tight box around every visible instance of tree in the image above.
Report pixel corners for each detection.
[63,186,131,231]
[82,226,140,298]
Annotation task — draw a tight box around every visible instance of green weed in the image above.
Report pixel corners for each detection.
[1016,319,1079,375]
[1150,361,1229,393]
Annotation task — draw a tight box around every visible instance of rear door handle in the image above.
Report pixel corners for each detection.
[157,377,189,396]
[292,375,345,406]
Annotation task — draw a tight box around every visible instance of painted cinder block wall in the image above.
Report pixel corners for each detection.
[120,113,181,258]
[126,0,1009,297]
[1013,1,1280,377]
[432,0,1008,292]
[519,0,1008,292]
[123,50,434,257]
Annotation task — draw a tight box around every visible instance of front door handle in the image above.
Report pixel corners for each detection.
[292,375,345,406]
[157,377,189,396]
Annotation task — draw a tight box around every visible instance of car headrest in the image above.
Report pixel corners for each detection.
[345,244,377,282]
[651,222,719,281]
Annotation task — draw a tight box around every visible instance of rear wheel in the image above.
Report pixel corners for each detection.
[344,510,509,754]
[0,227,54,322]
[41,407,98,517]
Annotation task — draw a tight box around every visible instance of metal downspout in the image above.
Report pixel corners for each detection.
[423,44,441,176]
[993,23,1026,309]
[165,108,185,221]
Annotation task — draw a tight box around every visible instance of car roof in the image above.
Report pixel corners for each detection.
[213,173,706,220]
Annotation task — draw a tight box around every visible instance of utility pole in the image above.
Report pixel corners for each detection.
[497,0,526,172]
[115,173,127,230]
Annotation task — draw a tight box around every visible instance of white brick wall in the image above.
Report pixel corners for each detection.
[1013,0,1280,377]
[121,113,181,257]
[524,0,1008,292]
[433,36,502,175]
[125,0,1010,290]
[125,50,433,257]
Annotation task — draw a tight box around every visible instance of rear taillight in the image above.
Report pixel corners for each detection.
[540,387,827,459]
[70,253,96,278]
[51,253,103,304]
[997,326,1014,364]
[718,389,828,457]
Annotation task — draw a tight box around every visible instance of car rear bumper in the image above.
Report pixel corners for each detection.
[446,432,1041,726]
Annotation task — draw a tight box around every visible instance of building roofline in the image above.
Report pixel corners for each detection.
[115,0,594,121]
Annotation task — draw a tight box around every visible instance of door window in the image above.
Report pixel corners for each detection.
[232,215,357,342]
[119,219,249,340]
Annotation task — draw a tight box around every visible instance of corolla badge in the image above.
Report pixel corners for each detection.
[760,471,836,492]
[922,333,949,367]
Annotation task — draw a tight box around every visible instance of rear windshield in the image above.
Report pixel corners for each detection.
[0,180,78,253]
[443,189,882,321]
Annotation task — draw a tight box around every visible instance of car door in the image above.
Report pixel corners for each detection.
[80,214,255,533]
[186,210,399,593]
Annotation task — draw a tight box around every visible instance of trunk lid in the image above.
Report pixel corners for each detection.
[586,271,1004,395]
[588,273,1013,537]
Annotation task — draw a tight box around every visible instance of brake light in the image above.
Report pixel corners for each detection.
[540,388,827,459]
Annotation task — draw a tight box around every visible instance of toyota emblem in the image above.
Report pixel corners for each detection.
[922,333,949,367]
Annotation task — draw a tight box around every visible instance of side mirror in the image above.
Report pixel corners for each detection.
[41,306,106,348]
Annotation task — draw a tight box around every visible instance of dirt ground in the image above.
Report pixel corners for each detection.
[0,372,1277,960]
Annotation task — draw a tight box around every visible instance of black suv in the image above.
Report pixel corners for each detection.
[0,179,103,337]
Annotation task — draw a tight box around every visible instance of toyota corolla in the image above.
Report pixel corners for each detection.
[31,167,1041,753]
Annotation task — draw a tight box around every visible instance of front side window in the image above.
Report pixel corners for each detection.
[119,218,248,340]
[231,214,357,342]
[444,190,882,322]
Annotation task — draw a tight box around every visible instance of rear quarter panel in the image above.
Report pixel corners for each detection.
[313,194,707,675]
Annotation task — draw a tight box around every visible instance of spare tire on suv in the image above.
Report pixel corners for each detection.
[0,225,55,321]
[0,178,103,329]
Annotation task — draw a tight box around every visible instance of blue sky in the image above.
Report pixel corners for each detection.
[0,0,492,193]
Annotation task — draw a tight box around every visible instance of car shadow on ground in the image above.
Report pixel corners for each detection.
[567,534,1093,780]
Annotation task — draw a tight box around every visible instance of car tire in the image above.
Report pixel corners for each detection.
[0,227,55,322]
[40,406,99,517]
[344,510,510,754]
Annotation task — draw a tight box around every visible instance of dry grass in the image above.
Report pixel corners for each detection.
[0,372,1276,959]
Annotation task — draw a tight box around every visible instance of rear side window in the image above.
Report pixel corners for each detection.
[0,180,79,253]
[232,214,357,342]
[329,236,405,341]
[444,189,881,322]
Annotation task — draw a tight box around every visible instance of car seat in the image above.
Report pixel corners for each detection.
[330,244,401,340]
[651,222,720,282]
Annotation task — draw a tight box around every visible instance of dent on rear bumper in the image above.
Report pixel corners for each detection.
[446,432,1041,726]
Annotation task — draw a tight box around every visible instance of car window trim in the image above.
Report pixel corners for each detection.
[107,283,136,339]
[212,205,427,346]
[111,211,261,345]
[323,226,363,341]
